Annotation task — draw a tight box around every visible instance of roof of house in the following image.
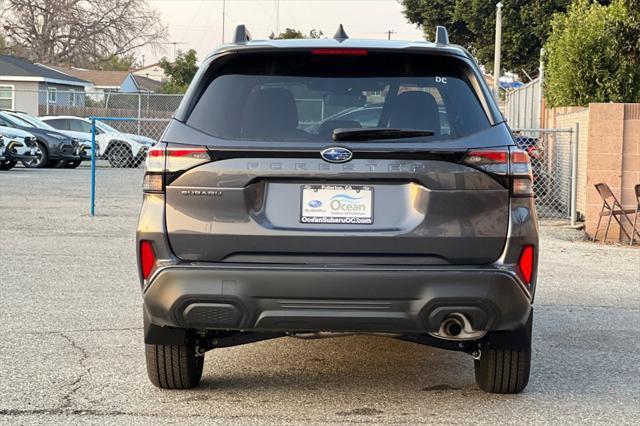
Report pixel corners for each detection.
[133,62,164,72]
[46,66,129,88]
[0,55,90,87]
[129,74,163,92]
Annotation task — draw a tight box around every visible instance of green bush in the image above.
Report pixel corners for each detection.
[544,0,640,107]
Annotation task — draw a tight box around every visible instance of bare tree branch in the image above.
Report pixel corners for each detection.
[0,0,167,67]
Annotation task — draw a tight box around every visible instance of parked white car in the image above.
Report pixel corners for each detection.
[41,116,157,168]
[0,126,39,170]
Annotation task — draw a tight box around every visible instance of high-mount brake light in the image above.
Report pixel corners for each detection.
[140,240,156,280]
[518,245,535,285]
[310,48,368,56]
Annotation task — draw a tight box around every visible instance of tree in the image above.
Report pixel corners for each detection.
[96,54,137,71]
[159,49,198,94]
[401,0,576,79]
[270,28,324,39]
[544,0,640,107]
[0,0,167,67]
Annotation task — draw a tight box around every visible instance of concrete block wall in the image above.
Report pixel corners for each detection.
[584,103,640,242]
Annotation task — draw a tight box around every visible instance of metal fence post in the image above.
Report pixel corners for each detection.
[137,93,142,134]
[90,117,96,217]
[570,122,580,226]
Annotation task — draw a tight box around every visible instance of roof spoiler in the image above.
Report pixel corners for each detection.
[233,24,252,43]
[435,25,449,45]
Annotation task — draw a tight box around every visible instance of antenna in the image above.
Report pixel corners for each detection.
[333,24,349,42]
[435,26,449,45]
[160,42,187,60]
[233,24,252,43]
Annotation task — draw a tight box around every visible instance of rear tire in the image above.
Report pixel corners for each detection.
[0,160,17,170]
[145,343,204,389]
[106,143,133,168]
[474,347,531,394]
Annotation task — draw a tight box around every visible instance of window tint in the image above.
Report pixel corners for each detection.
[187,52,489,142]
[69,119,92,133]
[44,119,68,130]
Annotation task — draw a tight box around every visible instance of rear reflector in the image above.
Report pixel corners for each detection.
[140,241,156,280]
[518,245,535,285]
[311,48,368,56]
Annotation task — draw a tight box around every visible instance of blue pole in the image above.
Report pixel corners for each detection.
[90,117,96,217]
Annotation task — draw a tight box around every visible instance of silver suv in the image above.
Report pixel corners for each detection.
[136,25,539,393]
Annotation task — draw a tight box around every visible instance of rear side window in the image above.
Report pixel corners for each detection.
[187,52,490,142]
[44,119,68,130]
[69,119,92,133]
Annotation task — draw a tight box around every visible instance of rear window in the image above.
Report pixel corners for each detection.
[186,51,490,142]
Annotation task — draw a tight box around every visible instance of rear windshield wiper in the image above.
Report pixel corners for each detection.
[332,128,434,142]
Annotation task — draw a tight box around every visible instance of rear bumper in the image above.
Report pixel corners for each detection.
[143,264,532,334]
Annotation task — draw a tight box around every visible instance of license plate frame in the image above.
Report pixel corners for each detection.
[300,184,374,225]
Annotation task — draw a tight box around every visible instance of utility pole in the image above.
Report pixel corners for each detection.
[387,30,397,40]
[493,2,503,101]
[174,42,187,61]
[222,0,227,43]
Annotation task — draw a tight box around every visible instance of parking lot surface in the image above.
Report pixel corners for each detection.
[1,167,639,425]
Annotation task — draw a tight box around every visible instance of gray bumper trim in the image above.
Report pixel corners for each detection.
[143,265,531,334]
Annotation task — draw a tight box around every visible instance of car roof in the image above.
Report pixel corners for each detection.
[41,116,89,121]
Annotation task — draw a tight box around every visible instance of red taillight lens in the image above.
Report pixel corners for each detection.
[310,48,368,56]
[463,149,509,174]
[518,245,535,285]
[165,145,211,174]
[140,240,156,280]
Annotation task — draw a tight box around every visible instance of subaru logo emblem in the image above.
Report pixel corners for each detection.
[321,147,352,163]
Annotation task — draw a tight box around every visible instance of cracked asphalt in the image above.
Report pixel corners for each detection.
[1,167,639,425]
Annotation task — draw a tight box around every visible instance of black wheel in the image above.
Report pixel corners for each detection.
[64,160,82,169]
[145,343,204,389]
[21,142,48,168]
[106,144,134,168]
[0,160,17,170]
[474,347,531,394]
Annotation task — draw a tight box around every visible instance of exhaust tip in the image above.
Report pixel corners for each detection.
[430,313,486,341]
[445,320,463,337]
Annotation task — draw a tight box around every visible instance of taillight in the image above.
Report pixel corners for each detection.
[140,240,156,280]
[462,147,534,197]
[142,144,212,193]
[518,245,535,285]
[165,146,211,174]
[143,145,165,193]
[463,149,509,174]
[510,148,534,197]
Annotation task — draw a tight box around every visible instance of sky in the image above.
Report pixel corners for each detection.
[142,0,425,65]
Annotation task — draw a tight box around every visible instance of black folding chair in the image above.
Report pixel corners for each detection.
[593,183,640,244]
[629,184,640,246]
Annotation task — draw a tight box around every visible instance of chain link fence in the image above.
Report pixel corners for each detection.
[512,128,576,220]
[4,88,580,220]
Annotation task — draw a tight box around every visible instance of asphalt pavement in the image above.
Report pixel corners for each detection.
[1,167,639,425]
